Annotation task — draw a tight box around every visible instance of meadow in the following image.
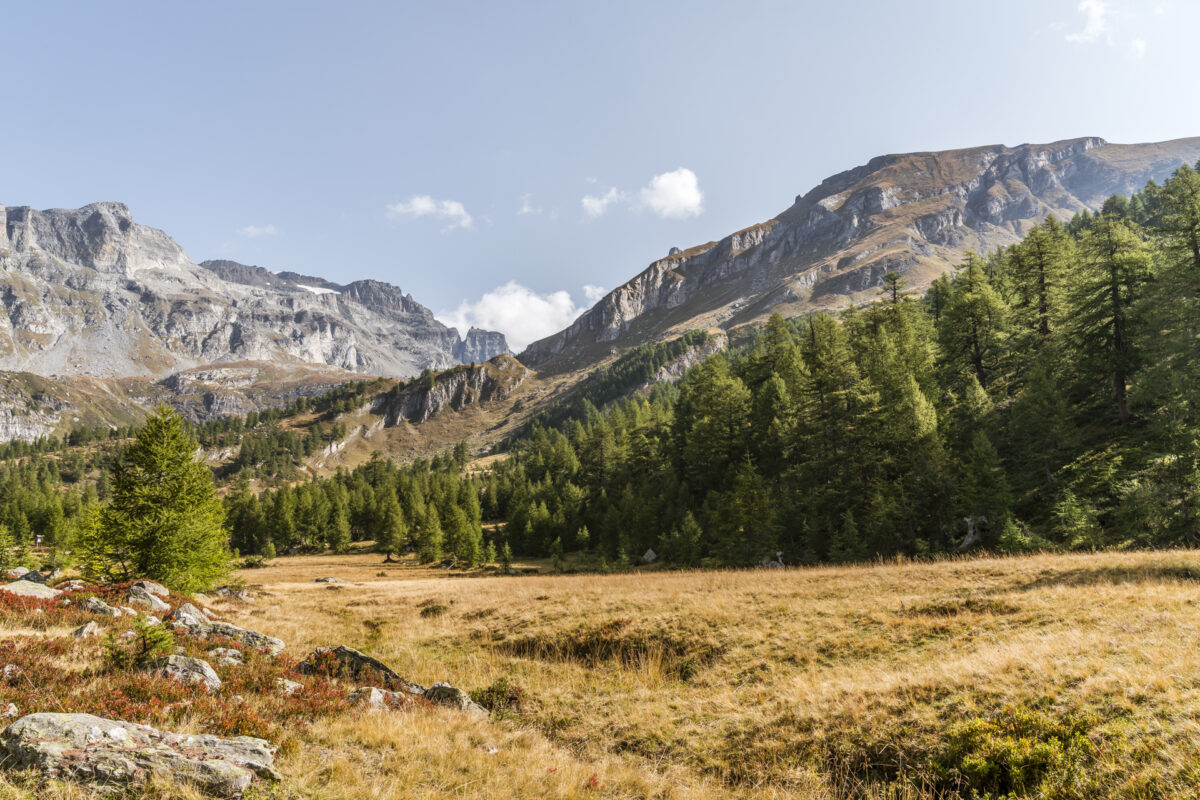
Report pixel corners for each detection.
[6,549,1200,798]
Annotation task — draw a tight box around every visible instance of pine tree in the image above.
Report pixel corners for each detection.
[1067,216,1153,423]
[99,406,230,593]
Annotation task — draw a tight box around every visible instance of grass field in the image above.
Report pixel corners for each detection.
[7,549,1200,798]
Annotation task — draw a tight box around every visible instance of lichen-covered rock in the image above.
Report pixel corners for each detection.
[214,586,251,602]
[296,646,424,694]
[72,621,103,639]
[274,678,302,696]
[424,683,488,716]
[206,621,285,656]
[349,686,428,711]
[312,577,344,583]
[80,596,122,617]
[0,579,60,599]
[0,712,279,798]
[131,579,169,598]
[140,655,222,692]
[166,602,208,631]
[127,584,170,613]
[208,647,243,667]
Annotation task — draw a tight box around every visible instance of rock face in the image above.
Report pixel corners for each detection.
[1,712,278,798]
[520,136,1200,372]
[374,354,532,425]
[0,203,508,379]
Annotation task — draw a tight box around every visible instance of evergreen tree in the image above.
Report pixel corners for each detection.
[98,406,230,592]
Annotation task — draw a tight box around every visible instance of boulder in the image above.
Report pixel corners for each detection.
[131,579,169,598]
[127,584,170,613]
[274,678,302,696]
[3,664,24,682]
[208,647,243,667]
[1,712,279,798]
[72,621,103,639]
[140,655,222,692]
[312,577,344,583]
[296,646,424,694]
[1,703,16,718]
[0,579,61,599]
[214,586,251,602]
[424,683,488,716]
[3,567,29,579]
[206,621,285,656]
[17,570,47,585]
[56,579,88,592]
[80,596,123,617]
[166,602,208,631]
[349,686,427,711]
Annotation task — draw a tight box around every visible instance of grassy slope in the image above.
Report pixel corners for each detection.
[8,549,1200,798]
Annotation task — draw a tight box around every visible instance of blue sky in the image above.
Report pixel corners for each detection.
[4,0,1199,349]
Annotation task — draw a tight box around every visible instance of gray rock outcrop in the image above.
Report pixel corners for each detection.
[140,655,222,692]
[296,646,425,694]
[1,712,279,798]
[0,579,61,599]
[126,584,170,613]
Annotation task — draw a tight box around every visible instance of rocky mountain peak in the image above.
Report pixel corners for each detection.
[0,204,509,378]
[521,136,1200,372]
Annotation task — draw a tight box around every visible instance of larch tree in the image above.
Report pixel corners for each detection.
[97,406,230,593]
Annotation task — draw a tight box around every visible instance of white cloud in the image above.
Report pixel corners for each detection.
[583,284,607,304]
[386,195,473,231]
[438,282,595,352]
[582,168,705,221]
[239,224,277,238]
[518,194,542,216]
[1131,37,1147,57]
[1066,0,1114,43]
[637,168,704,219]
[581,187,623,219]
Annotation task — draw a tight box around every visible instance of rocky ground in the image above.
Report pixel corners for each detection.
[0,569,485,798]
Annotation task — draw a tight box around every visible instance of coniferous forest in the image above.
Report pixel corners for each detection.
[4,166,1200,569]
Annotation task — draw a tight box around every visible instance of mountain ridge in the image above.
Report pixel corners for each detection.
[520,136,1200,371]
[0,201,509,379]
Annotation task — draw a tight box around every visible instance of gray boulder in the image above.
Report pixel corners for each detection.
[425,683,488,717]
[80,596,123,617]
[131,579,170,598]
[166,602,208,631]
[206,621,285,656]
[72,621,103,639]
[208,647,243,667]
[274,678,302,696]
[348,686,426,710]
[3,567,29,580]
[56,579,88,591]
[127,584,170,613]
[0,579,61,599]
[312,576,344,583]
[1,712,279,798]
[140,655,222,692]
[296,646,424,694]
[214,586,251,602]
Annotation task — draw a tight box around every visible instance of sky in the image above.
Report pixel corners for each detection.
[3,0,1200,350]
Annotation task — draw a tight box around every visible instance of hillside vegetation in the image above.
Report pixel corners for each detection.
[7,549,1200,798]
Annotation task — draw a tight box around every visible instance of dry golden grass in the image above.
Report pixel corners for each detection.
[10,549,1200,798]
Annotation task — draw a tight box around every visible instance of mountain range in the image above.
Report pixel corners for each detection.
[3,135,1200,443]
[0,201,508,379]
[522,136,1200,371]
